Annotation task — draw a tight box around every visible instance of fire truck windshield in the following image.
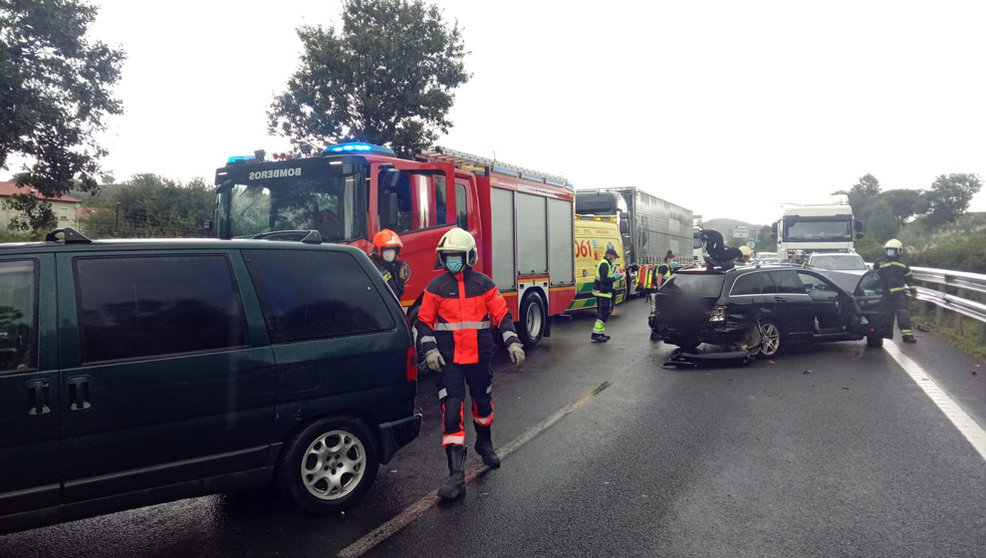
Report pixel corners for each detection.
[219,161,368,242]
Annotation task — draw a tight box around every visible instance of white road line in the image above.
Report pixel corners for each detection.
[884,342,986,462]
[337,381,612,558]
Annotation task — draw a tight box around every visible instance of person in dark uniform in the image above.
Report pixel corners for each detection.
[369,229,410,299]
[873,238,917,343]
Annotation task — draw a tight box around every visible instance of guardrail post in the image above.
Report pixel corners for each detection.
[919,280,930,317]
[935,283,944,327]
[979,292,986,346]
[955,288,965,330]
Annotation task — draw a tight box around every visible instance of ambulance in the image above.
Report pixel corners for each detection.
[567,214,627,311]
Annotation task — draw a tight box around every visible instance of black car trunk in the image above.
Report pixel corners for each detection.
[652,272,726,341]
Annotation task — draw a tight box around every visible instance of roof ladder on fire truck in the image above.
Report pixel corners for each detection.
[417,146,571,189]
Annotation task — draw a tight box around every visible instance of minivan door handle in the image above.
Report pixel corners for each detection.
[67,375,93,411]
[774,296,787,303]
[26,379,51,416]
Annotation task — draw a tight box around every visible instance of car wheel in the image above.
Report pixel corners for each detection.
[757,319,783,358]
[278,416,379,515]
[866,332,884,348]
[517,292,546,348]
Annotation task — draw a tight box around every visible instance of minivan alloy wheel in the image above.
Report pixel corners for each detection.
[280,416,379,514]
[302,429,366,500]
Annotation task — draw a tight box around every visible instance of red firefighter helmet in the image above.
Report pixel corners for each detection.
[372,229,403,256]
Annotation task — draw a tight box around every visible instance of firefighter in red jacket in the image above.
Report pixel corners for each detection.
[415,228,526,500]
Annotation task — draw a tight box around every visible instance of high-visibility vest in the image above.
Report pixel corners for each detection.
[592,259,614,298]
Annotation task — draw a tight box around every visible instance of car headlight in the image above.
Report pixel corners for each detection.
[709,305,726,323]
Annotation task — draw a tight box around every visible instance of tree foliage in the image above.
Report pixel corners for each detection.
[862,199,896,242]
[80,175,215,238]
[268,0,468,158]
[847,173,881,212]
[924,173,982,227]
[878,188,929,227]
[0,0,124,232]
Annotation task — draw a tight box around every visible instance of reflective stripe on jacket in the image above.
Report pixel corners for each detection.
[593,258,615,298]
[416,268,520,364]
[874,257,913,292]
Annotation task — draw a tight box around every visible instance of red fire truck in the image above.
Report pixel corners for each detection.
[214,143,576,347]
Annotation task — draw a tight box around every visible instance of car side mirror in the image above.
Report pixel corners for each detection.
[770,222,778,239]
[855,219,865,239]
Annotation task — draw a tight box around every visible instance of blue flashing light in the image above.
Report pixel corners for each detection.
[226,155,257,164]
[323,142,396,157]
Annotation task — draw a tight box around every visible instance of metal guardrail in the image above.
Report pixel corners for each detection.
[911,266,986,324]
[907,266,986,346]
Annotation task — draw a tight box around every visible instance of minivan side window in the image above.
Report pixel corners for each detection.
[75,256,248,363]
[0,260,38,372]
[244,250,395,343]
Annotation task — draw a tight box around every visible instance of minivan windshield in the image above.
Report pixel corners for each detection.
[662,273,725,297]
[217,159,368,242]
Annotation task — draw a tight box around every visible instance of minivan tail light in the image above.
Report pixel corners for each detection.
[709,305,726,323]
[406,347,417,381]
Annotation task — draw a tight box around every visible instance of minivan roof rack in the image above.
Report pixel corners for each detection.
[45,227,92,244]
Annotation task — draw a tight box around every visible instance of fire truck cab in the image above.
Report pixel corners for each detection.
[214,143,576,348]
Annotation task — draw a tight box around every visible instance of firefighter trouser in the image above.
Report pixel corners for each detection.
[437,361,494,447]
[890,291,913,338]
[594,296,613,334]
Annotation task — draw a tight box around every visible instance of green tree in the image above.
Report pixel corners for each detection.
[876,188,929,227]
[755,225,776,253]
[0,0,124,233]
[845,173,881,214]
[268,0,468,158]
[925,173,982,227]
[864,199,896,242]
[80,175,215,239]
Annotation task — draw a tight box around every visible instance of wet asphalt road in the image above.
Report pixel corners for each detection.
[3,299,985,557]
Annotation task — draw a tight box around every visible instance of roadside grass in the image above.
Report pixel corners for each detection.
[912,307,986,362]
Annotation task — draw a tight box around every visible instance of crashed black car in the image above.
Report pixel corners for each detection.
[649,264,894,359]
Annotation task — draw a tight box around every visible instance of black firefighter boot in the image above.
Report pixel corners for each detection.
[438,445,467,500]
[474,424,501,468]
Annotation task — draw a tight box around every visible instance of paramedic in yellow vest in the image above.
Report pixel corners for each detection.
[656,250,677,290]
[591,246,621,342]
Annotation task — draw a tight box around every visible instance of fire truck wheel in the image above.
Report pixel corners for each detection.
[518,292,546,348]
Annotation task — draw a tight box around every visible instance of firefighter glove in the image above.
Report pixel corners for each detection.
[507,343,525,366]
[425,349,446,372]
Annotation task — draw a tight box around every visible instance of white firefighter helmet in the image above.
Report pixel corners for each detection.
[436,227,478,267]
[884,238,903,250]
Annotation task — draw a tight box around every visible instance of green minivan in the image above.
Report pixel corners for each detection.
[0,230,420,534]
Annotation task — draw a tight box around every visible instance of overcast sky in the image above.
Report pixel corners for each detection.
[56,0,986,225]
